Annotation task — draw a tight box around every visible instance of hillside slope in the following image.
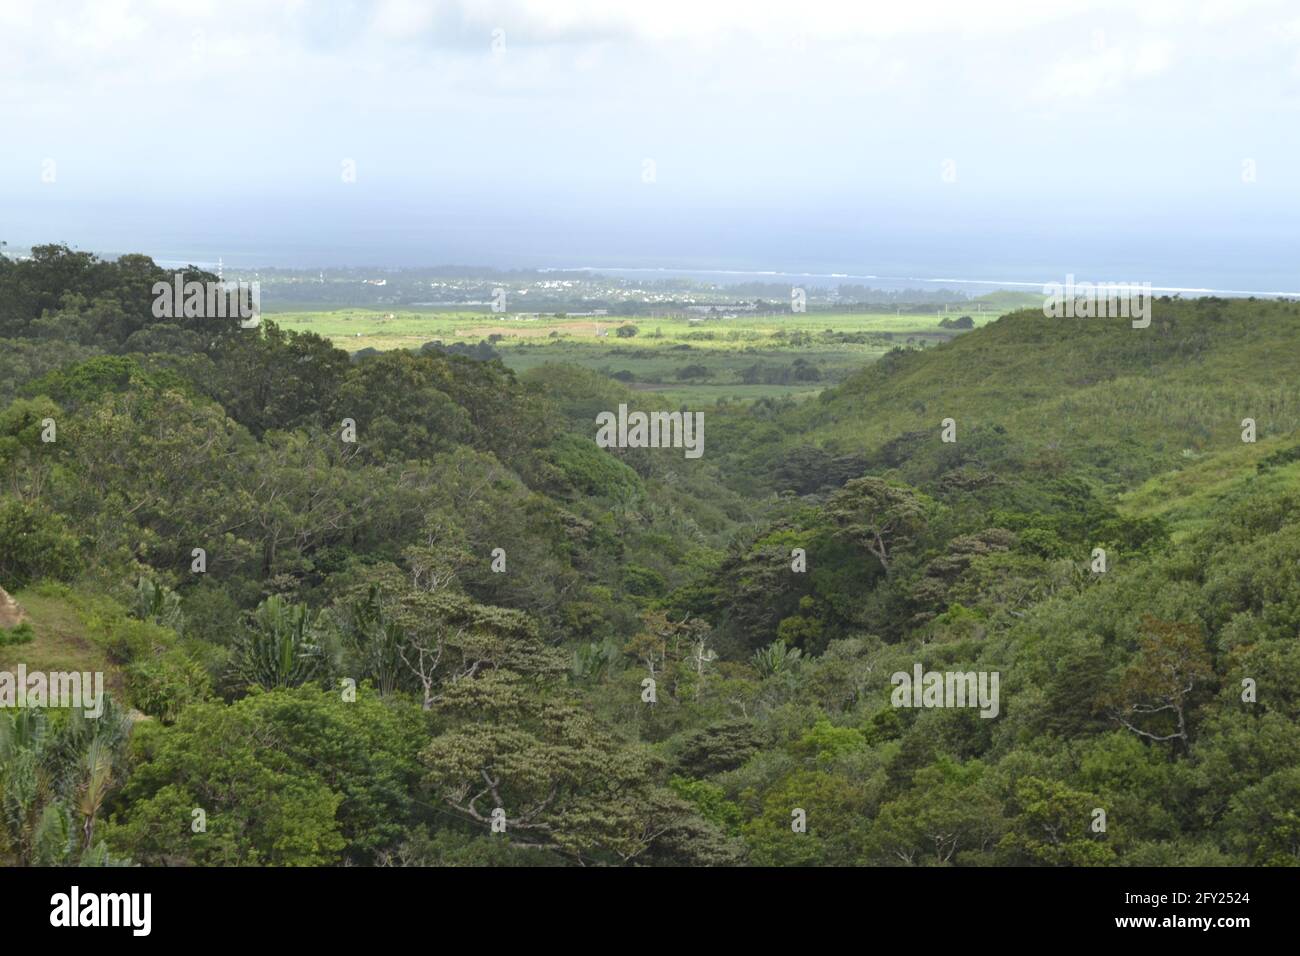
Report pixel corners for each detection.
[739,298,1300,494]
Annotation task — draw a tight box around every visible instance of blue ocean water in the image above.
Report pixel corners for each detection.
[5,197,1297,297]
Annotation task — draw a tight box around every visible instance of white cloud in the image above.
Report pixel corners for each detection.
[1134,40,1172,75]
[0,0,1295,216]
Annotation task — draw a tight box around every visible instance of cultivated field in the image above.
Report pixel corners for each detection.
[268,308,1011,403]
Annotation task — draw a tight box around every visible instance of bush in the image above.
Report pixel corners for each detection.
[125,650,213,723]
[131,577,184,633]
[0,620,35,645]
[545,433,643,502]
[0,500,81,588]
[89,610,174,666]
[622,564,667,598]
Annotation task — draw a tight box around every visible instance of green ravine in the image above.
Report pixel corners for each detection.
[1,245,1298,866]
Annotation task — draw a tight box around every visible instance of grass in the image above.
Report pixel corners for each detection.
[1,585,116,682]
[266,308,1009,403]
[267,308,1001,349]
[1118,438,1300,542]
[773,300,1300,491]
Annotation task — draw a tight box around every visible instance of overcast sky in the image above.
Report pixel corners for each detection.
[2,0,1298,280]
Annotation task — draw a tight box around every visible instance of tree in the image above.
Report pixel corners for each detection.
[233,429,378,579]
[868,761,1003,865]
[104,687,426,865]
[0,705,132,866]
[187,322,352,436]
[623,610,714,703]
[130,577,184,633]
[421,670,711,863]
[1223,767,1300,865]
[741,769,871,866]
[996,776,1114,866]
[332,572,566,709]
[331,350,473,462]
[824,477,932,573]
[1104,615,1213,751]
[0,500,81,588]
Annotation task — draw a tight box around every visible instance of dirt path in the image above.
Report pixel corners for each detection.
[0,586,26,628]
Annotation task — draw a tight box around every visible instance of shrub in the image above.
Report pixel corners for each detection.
[0,500,81,588]
[0,620,35,645]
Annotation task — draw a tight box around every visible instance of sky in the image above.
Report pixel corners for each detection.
[1,0,1298,287]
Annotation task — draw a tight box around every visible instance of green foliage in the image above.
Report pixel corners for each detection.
[751,639,802,677]
[0,500,81,588]
[572,638,623,682]
[229,596,327,692]
[1223,767,1300,865]
[0,621,35,646]
[422,670,722,864]
[669,776,743,835]
[104,687,427,865]
[543,432,642,503]
[997,777,1114,866]
[741,770,871,866]
[25,355,190,408]
[0,338,102,407]
[125,650,212,723]
[130,577,184,633]
[0,704,133,866]
[4,256,1299,867]
[793,718,867,765]
[870,761,1002,865]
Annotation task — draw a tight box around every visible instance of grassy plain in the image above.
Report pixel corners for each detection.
[267,308,1009,403]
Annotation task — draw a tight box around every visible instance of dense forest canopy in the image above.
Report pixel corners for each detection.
[1,246,1298,866]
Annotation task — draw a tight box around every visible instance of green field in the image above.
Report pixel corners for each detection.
[268,308,1009,403]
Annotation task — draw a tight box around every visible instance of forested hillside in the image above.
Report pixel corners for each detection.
[2,246,1297,866]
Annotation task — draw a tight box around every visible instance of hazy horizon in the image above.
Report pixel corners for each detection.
[3,0,1298,291]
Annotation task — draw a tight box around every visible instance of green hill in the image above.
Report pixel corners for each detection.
[733,298,1300,494]
[3,247,1299,867]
